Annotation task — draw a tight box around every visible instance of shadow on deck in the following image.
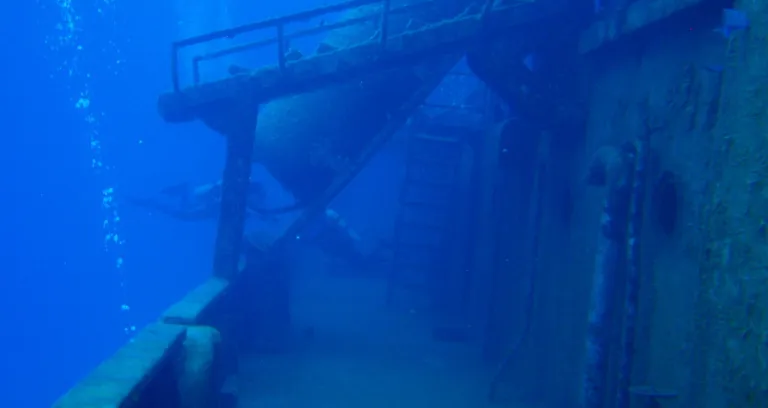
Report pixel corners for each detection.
[238,270,500,408]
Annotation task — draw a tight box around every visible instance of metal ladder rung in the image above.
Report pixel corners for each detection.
[393,280,428,291]
[392,263,432,277]
[413,122,484,137]
[395,240,442,250]
[392,260,434,272]
[400,198,451,208]
[397,220,446,231]
[394,243,441,256]
[407,154,462,166]
[403,176,455,187]
[401,188,454,203]
[411,132,459,144]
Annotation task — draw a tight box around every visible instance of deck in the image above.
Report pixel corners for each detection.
[53,270,516,408]
[236,269,503,408]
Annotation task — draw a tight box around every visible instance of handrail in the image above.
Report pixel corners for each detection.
[53,323,187,408]
[157,0,568,123]
[171,0,397,91]
[189,0,435,85]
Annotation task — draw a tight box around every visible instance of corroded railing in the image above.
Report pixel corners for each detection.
[158,0,549,124]
[171,0,394,90]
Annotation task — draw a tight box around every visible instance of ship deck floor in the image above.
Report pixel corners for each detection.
[236,262,520,408]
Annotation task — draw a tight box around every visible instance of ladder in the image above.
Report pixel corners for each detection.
[386,131,462,304]
[386,80,489,306]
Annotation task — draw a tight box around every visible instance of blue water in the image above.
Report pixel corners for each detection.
[2,1,340,406]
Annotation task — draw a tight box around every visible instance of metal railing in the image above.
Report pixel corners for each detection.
[171,0,410,91]
[169,0,508,91]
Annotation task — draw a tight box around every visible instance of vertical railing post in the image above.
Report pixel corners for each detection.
[171,43,180,92]
[192,57,202,85]
[379,0,391,48]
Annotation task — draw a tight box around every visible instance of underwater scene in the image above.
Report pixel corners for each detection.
[3,0,766,406]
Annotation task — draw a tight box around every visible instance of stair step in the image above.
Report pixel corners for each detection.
[443,71,475,78]
[409,137,463,157]
[411,133,461,144]
[396,240,442,250]
[394,242,441,254]
[392,260,434,272]
[401,186,454,198]
[406,163,458,185]
[402,178,454,188]
[390,261,442,290]
[392,279,428,291]
[394,243,439,257]
[421,102,483,113]
[407,155,461,167]
[400,205,450,222]
[397,220,446,231]
[407,153,462,166]
[414,122,483,139]
[409,134,464,145]
[402,182,453,198]
[391,265,431,281]
[404,176,455,188]
[393,257,437,270]
[400,197,451,208]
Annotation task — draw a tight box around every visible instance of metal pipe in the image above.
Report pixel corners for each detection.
[582,145,634,408]
[615,135,649,408]
[488,156,546,402]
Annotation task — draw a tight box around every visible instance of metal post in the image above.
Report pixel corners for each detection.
[171,44,180,91]
[582,145,635,408]
[615,136,649,408]
[212,108,258,280]
[192,56,201,85]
